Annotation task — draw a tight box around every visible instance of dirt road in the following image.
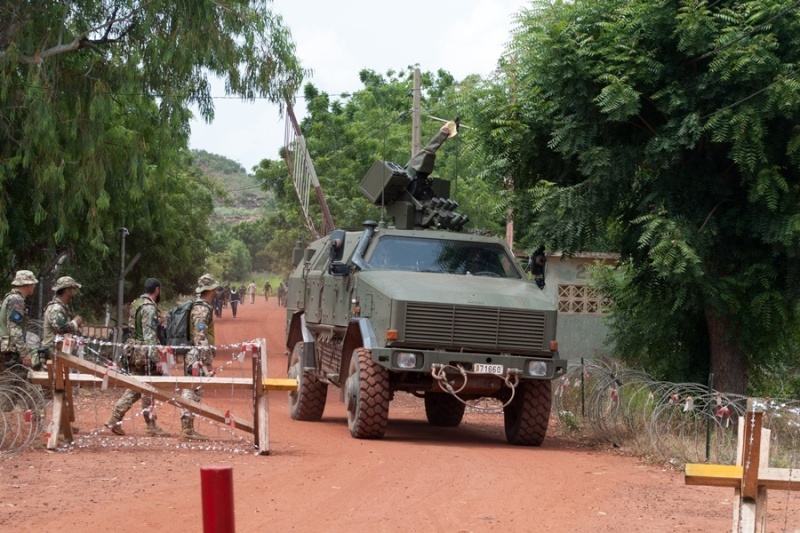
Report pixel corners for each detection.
[0,296,785,532]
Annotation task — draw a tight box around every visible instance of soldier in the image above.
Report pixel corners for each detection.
[0,270,38,411]
[213,286,224,318]
[180,273,219,441]
[229,284,240,318]
[248,280,257,304]
[277,282,287,307]
[263,280,271,302]
[404,119,458,201]
[238,283,246,305]
[106,278,169,437]
[41,276,82,354]
[222,284,231,308]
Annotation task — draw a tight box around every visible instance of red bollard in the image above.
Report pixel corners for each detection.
[201,465,235,533]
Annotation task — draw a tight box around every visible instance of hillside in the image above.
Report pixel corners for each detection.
[192,149,273,223]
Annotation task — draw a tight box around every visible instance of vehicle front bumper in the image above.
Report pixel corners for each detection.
[369,347,567,381]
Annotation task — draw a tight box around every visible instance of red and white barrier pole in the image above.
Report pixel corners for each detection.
[201,465,235,533]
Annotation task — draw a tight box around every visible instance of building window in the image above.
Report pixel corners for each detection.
[558,284,610,315]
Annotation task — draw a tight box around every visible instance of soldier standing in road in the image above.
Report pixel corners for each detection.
[277,282,287,307]
[263,280,271,302]
[229,285,240,318]
[180,273,219,441]
[248,280,257,304]
[0,270,38,411]
[41,276,82,354]
[213,286,224,318]
[106,278,169,437]
[238,283,246,306]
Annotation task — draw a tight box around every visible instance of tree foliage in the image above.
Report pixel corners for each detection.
[478,0,800,393]
[0,1,304,311]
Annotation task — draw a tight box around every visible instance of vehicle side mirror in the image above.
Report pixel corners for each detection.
[530,248,547,290]
[329,229,346,262]
[303,248,315,263]
[329,262,351,276]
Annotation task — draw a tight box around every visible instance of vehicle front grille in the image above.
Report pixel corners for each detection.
[402,302,547,352]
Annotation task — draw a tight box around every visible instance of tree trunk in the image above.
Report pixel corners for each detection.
[704,307,747,394]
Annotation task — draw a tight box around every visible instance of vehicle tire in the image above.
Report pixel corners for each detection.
[424,392,465,427]
[503,379,551,446]
[287,342,327,421]
[344,348,390,439]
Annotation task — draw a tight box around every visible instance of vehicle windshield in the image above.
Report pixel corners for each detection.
[366,235,522,278]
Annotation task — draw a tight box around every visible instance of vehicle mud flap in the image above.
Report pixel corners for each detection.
[345,348,390,439]
[503,379,552,446]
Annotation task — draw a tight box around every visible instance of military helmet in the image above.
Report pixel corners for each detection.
[52,276,82,291]
[195,273,220,294]
[11,270,38,286]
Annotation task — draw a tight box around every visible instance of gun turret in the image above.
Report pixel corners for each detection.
[359,119,467,231]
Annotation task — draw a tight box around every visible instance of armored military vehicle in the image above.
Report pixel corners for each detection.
[285,123,566,445]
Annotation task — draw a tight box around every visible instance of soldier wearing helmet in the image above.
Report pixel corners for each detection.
[106,278,169,437]
[179,273,219,441]
[41,276,83,355]
[0,270,39,410]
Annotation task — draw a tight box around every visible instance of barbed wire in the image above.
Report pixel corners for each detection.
[0,373,47,459]
[554,360,799,470]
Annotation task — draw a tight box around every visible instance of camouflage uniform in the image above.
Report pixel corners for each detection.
[1,289,34,368]
[180,274,218,441]
[404,121,457,201]
[0,270,38,411]
[41,276,83,352]
[107,294,168,436]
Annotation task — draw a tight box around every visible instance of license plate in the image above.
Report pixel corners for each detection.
[473,363,503,374]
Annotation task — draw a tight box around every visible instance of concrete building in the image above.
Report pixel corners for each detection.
[542,252,619,361]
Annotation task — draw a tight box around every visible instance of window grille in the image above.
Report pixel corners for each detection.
[557,284,610,314]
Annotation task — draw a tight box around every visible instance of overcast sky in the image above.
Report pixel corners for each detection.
[189,0,529,172]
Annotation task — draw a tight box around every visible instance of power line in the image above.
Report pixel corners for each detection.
[701,65,800,119]
[698,0,800,61]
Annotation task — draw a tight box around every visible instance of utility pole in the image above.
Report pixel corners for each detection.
[411,67,421,157]
[505,58,518,250]
[115,227,128,360]
[114,228,140,360]
[117,228,128,331]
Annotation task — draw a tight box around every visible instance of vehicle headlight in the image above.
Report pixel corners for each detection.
[527,361,548,377]
[395,351,419,369]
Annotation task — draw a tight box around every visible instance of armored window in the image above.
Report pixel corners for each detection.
[366,236,522,279]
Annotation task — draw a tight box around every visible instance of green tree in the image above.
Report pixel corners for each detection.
[476,0,800,393]
[0,1,304,309]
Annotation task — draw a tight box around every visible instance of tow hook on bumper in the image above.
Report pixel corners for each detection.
[431,363,521,409]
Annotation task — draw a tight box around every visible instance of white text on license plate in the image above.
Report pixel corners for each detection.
[473,363,503,374]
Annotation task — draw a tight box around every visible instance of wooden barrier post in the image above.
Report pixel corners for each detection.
[685,398,800,533]
[46,358,64,450]
[61,359,75,442]
[258,342,270,455]
[35,341,297,453]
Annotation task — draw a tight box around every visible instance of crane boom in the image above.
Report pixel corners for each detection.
[283,104,334,238]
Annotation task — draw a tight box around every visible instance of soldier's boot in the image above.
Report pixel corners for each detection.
[105,415,125,436]
[181,418,209,441]
[144,414,169,437]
